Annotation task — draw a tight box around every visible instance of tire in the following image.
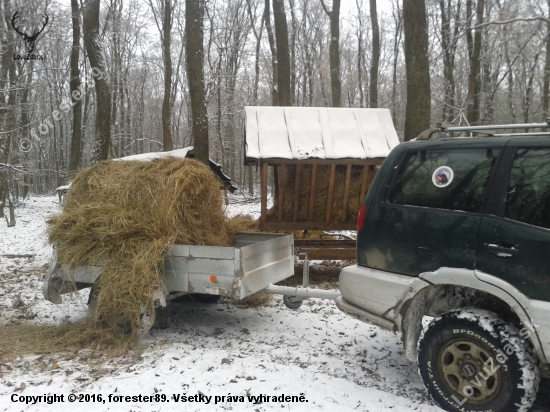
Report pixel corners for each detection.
[417,309,540,412]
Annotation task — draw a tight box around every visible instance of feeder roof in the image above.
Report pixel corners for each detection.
[244,106,400,160]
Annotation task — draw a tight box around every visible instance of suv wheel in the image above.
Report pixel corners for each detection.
[417,309,539,411]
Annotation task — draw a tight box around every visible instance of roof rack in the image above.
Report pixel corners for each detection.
[417,120,550,140]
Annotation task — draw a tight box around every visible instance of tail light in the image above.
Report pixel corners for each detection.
[357,204,367,230]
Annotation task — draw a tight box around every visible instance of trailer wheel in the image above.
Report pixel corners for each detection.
[87,281,157,338]
[190,293,220,304]
[283,295,303,310]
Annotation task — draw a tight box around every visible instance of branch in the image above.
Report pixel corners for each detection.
[473,16,550,29]
[0,163,28,174]
[319,0,331,17]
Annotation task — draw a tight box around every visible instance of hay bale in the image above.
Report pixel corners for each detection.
[48,157,232,340]
[268,164,376,223]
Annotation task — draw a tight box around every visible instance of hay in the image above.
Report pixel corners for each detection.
[48,157,232,341]
[0,320,139,363]
[268,165,376,223]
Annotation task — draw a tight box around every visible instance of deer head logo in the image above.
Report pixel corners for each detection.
[11,11,49,54]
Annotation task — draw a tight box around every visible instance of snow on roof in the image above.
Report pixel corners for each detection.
[244,106,400,160]
[114,147,193,162]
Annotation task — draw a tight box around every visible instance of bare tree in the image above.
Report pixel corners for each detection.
[273,0,291,106]
[69,0,82,171]
[466,0,485,124]
[186,0,209,165]
[543,0,550,117]
[320,0,341,107]
[403,0,431,140]
[82,0,112,162]
[369,0,379,108]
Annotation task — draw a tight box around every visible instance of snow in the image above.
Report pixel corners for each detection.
[114,147,193,162]
[3,196,550,410]
[244,107,400,160]
[2,195,441,411]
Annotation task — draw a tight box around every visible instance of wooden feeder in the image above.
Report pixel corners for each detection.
[244,106,400,259]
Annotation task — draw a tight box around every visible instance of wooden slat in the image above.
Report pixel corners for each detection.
[366,164,376,188]
[260,162,268,225]
[307,165,318,221]
[295,248,356,261]
[258,158,385,166]
[273,164,279,205]
[261,220,357,231]
[294,240,356,248]
[277,164,285,221]
[325,164,336,222]
[342,164,352,221]
[293,164,302,222]
[360,164,369,205]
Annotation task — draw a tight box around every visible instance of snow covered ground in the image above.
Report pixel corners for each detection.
[0,196,548,411]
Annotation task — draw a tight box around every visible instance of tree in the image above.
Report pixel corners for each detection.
[68,0,82,171]
[186,0,209,165]
[369,0,379,108]
[82,0,112,162]
[272,0,291,106]
[466,0,485,124]
[320,0,341,107]
[542,0,550,117]
[403,0,431,140]
[162,0,174,151]
[438,0,460,123]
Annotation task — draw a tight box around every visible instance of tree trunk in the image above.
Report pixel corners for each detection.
[186,0,209,166]
[356,0,364,108]
[321,0,341,107]
[466,0,484,125]
[82,0,112,162]
[273,0,291,106]
[246,0,264,106]
[69,0,83,171]
[390,0,402,121]
[543,0,550,118]
[162,0,173,151]
[369,0,379,108]
[403,0,431,140]
[264,0,278,106]
[439,0,456,122]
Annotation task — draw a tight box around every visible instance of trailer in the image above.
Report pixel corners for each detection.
[44,232,339,319]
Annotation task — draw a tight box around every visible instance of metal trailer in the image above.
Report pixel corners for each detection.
[44,232,340,313]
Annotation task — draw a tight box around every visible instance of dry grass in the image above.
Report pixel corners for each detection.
[228,292,273,307]
[0,320,140,363]
[47,157,232,343]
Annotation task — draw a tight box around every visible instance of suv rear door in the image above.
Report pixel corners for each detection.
[476,140,550,301]
[359,140,505,276]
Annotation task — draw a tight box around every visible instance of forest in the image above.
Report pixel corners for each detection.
[0,0,548,226]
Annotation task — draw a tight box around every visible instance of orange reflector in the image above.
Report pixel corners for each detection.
[210,275,217,283]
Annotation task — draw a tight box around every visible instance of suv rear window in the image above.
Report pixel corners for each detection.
[388,148,499,213]
[505,148,550,229]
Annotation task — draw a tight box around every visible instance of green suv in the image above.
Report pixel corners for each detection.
[336,123,550,411]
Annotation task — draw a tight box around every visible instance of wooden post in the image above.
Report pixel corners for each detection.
[360,164,370,204]
[261,162,268,226]
[307,165,318,221]
[342,164,352,221]
[293,164,301,221]
[325,164,336,222]
[277,164,285,221]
